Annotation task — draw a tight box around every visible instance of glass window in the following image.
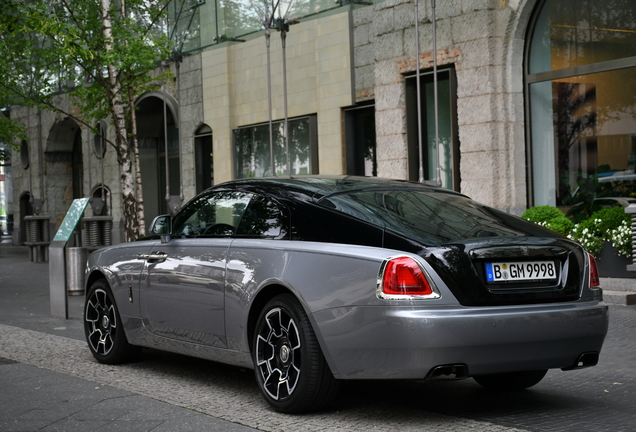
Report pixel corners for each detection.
[167,0,202,53]
[528,0,636,74]
[208,0,349,45]
[171,191,253,237]
[344,104,377,177]
[318,190,539,245]
[530,67,636,207]
[236,195,288,238]
[233,115,317,178]
[405,67,459,191]
[72,128,83,200]
[20,140,29,169]
[93,122,107,159]
[527,0,636,211]
[195,125,213,194]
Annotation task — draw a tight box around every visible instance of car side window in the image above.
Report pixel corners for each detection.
[236,195,288,239]
[171,191,253,238]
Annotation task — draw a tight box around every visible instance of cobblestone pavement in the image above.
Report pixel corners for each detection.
[1,245,635,431]
[0,324,530,432]
[2,305,635,432]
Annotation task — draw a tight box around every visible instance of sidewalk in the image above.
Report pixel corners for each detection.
[2,242,636,432]
[0,243,258,432]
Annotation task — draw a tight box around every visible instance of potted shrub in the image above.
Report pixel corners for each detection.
[568,207,633,278]
[523,205,633,278]
[521,205,574,237]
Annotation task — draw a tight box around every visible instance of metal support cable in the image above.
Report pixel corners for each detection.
[415,0,423,183]
[266,26,275,176]
[432,0,441,187]
[162,78,170,203]
[281,21,290,175]
[176,59,184,202]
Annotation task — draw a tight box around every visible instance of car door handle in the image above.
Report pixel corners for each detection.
[138,252,168,261]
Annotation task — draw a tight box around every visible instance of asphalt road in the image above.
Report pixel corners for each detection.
[1,243,636,432]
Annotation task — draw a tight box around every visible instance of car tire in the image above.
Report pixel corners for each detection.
[473,369,548,390]
[253,294,340,413]
[84,279,140,364]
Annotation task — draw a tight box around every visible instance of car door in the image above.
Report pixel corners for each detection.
[140,190,253,348]
[224,194,290,351]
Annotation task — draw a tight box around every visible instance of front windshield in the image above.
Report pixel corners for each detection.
[318,190,532,244]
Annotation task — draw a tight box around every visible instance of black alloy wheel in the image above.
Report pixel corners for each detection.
[84,279,139,364]
[253,294,340,413]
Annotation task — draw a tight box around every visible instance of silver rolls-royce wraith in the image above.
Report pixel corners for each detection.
[84,175,608,413]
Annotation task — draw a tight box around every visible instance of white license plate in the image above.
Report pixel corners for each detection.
[485,261,556,282]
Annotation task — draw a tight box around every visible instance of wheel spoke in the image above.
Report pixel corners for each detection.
[266,308,282,338]
[286,319,300,350]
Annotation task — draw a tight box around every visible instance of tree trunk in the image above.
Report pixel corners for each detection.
[101,0,139,242]
[121,0,145,238]
[128,84,146,237]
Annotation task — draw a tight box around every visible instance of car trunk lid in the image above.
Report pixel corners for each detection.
[423,238,586,306]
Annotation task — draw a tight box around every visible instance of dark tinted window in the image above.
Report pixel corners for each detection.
[172,191,252,237]
[236,195,288,239]
[287,200,384,247]
[318,190,530,244]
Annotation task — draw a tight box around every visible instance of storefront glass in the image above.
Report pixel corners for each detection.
[529,0,636,74]
[527,0,636,209]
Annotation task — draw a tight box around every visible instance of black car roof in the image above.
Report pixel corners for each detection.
[216,175,464,201]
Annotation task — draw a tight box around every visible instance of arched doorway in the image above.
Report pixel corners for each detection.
[135,93,181,229]
[45,118,83,226]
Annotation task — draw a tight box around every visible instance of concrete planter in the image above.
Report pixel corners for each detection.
[596,241,635,279]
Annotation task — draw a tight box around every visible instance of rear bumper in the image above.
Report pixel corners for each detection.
[311,301,609,379]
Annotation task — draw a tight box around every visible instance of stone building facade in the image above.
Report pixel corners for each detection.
[353,0,529,215]
[8,0,636,246]
[10,54,205,244]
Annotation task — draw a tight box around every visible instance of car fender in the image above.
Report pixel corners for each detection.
[224,239,457,375]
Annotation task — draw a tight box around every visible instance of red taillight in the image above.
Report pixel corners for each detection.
[588,253,600,287]
[381,256,433,296]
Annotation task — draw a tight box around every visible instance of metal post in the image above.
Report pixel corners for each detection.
[101,127,105,207]
[626,203,636,272]
[281,20,290,175]
[162,78,170,204]
[176,58,184,204]
[431,0,441,187]
[27,107,33,203]
[37,110,44,212]
[414,0,423,183]
[88,127,92,203]
[266,25,275,176]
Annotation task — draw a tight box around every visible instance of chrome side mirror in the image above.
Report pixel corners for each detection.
[151,214,172,243]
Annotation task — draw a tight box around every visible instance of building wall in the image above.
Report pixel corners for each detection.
[202,11,355,183]
[352,0,537,215]
[9,0,548,245]
[9,54,205,245]
[170,54,206,203]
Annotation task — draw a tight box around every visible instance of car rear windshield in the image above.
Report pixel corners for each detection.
[317,189,533,245]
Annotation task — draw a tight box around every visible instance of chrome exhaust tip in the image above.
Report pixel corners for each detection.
[562,352,599,370]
